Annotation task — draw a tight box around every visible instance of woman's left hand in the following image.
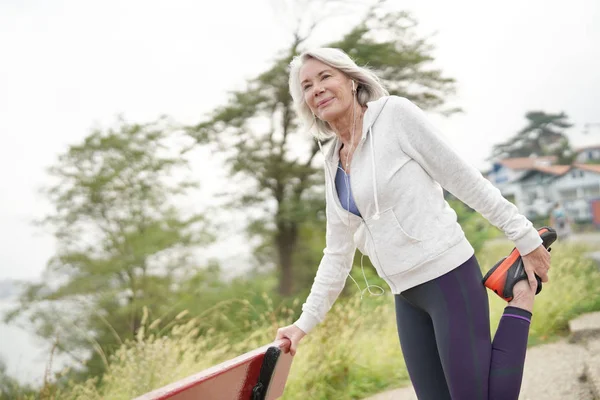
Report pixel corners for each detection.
[521,245,551,286]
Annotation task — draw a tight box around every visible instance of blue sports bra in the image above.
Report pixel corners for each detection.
[335,161,361,217]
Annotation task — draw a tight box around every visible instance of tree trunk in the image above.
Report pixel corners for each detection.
[276,224,298,296]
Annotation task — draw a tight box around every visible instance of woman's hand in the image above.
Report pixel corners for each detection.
[275,324,306,356]
[521,244,551,287]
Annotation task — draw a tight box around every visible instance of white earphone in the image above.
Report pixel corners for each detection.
[352,80,356,93]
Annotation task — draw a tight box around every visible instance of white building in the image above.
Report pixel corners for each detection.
[486,156,557,210]
[485,156,600,223]
[508,165,570,219]
[550,164,600,221]
[487,156,557,187]
[574,145,600,164]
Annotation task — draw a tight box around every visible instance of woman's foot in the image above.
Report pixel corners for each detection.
[508,279,536,313]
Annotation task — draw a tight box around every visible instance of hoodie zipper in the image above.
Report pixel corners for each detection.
[321,97,393,289]
[334,133,391,286]
[350,130,393,285]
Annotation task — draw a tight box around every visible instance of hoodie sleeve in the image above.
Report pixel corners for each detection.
[293,177,358,334]
[391,96,542,255]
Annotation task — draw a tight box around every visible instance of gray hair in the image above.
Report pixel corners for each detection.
[289,48,389,140]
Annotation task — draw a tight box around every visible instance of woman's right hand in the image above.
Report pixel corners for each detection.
[275,324,306,356]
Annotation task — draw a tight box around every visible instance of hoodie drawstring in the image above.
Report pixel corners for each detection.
[368,126,381,220]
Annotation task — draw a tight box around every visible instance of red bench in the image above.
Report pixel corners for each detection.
[133,339,293,400]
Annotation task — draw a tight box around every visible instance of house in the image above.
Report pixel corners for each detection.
[550,164,600,221]
[485,156,557,209]
[508,165,571,219]
[487,156,557,186]
[573,145,600,164]
[485,156,600,223]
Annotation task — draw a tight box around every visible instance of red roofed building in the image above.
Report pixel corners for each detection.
[485,155,600,223]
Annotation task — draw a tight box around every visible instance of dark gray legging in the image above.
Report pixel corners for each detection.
[395,254,532,400]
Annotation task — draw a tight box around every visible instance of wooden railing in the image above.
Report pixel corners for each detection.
[133,339,293,400]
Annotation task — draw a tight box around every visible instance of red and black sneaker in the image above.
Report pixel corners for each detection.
[482,227,557,301]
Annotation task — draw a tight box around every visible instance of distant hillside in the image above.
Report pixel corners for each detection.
[0,279,23,300]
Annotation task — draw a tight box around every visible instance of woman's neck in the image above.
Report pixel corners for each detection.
[329,102,365,149]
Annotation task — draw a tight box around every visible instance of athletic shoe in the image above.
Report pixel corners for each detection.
[482,227,557,301]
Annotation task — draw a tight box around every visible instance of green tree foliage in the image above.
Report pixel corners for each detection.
[492,111,575,163]
[187,4,459,296]
[7,117,213,378]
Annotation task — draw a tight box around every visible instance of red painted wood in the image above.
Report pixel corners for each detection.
[133,339,293,400]
[592,199,600,226]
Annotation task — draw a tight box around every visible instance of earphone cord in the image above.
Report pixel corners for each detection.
[339,88,384,299]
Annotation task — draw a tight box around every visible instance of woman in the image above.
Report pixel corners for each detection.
[275,48,551,400]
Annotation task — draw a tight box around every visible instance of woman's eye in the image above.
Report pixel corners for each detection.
[321,74,331,80]
[303,85,312,91]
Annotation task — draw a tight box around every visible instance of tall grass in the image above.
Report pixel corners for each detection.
[35,241,600,400]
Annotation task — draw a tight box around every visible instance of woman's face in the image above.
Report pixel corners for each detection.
[299,58,354,123]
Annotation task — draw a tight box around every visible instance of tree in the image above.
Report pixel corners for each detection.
[187,3,459,296]
[492,111,574,163]
[7,116,213,378]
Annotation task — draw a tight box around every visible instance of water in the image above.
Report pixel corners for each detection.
[0,299,71,387]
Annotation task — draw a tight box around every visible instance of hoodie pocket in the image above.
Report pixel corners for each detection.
[366,208,425,276]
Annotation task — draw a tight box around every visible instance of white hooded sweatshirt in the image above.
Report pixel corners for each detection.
[293,96,542,334]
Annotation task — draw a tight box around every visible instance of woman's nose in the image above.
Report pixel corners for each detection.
[312,84,324,96]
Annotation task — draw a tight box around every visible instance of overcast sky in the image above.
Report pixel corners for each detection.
[1,0,599,284]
